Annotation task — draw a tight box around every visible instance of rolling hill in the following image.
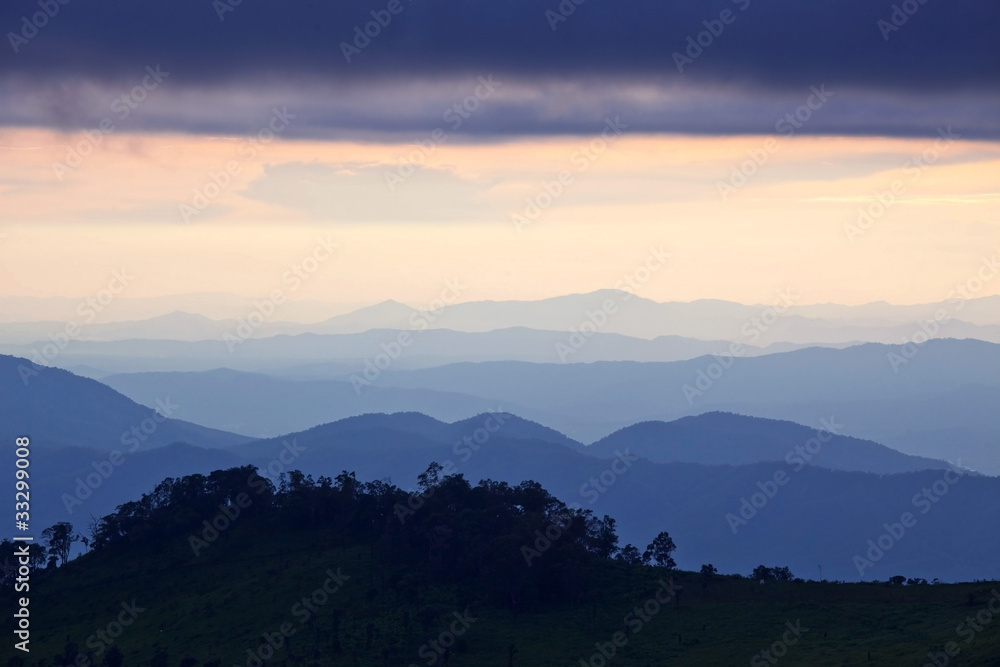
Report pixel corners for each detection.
[0,355,254,451]
[21,480,1000,666]
[8,359,998,582]
[94,340,1000,470]
[584,412,956,475]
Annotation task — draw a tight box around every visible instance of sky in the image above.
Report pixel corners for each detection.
[0,0,997,308]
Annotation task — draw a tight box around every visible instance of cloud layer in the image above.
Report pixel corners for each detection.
[2,0,997,137]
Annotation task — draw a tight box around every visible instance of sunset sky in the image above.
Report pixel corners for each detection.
[1,0,997,308]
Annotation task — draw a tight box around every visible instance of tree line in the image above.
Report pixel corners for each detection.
[9,463,679,611]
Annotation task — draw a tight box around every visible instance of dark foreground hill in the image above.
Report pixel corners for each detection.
[233,421,1000,582]
[7,465,1000,667]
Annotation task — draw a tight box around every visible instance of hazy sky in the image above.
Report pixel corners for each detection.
[1,0,996,308]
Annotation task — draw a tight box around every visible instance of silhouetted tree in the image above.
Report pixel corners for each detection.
[643,532,677,568]
[586,515,619,559]
[616,544,643,567]
[83,463,655,612]
[700,564,718,592]
[41,522,78,566]
[417,462,444,491]
[753,565,793,582]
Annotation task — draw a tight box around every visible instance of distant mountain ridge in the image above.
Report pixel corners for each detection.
[2,291,999,346]
[101,368,515,438]
[369,339,1000,445]
[90,339,1000,472]
[0,326,785,372]
[231,411,584,461]
[585,411,957,475]
[228,410,956,480]
[305,291,1000,344]
[7,357,997,582]
[0,354,254,451]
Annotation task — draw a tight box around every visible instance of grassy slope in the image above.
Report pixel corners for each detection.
[12,521,1000,666]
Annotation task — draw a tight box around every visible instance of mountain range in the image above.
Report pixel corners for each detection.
[90,338,1000,470]
[2,290,999,346]
[6,352,999,581]
[0,326,795,375]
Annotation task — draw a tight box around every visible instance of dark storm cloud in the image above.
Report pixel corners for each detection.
[1,0,997,137]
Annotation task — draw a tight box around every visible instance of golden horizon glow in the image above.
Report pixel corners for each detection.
[0,128,997,309]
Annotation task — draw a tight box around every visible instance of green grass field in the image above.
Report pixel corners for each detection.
[9,518,1000,667]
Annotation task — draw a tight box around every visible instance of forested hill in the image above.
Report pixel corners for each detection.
[7,464,1000,666]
